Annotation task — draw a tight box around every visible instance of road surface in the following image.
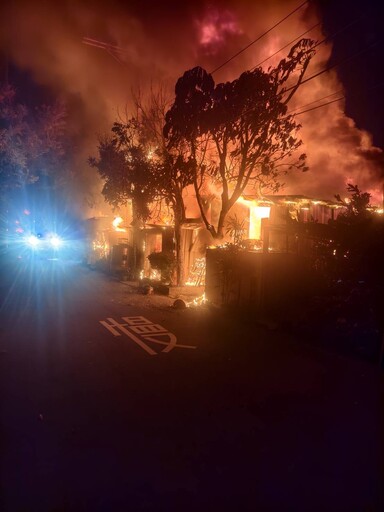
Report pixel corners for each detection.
[0,259,382,511]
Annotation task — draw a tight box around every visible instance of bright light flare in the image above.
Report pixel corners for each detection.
[25,234,40,248]
[50,235,63,248]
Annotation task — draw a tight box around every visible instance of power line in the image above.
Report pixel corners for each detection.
[288,89,344,114]
[292,81,384,116]
[215,38,382,127]
[251,12,365,74]
[292,13,379,105]
[209,0,309,75]
[293,96,345,115]
[82,37,128,64]
[311,13,365,51]
[282,39,380,96]
[251,22,321,70]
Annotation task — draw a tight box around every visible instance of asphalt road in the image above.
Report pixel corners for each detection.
[0,258,382,511]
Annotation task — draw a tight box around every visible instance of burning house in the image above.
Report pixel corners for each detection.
[84,181,384,302]
[204,193,348,312]
[234,194,345,251]
[84,200,200,283]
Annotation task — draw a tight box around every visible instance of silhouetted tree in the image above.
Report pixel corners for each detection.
[335,183,372,222]
[90,99,195,284]
[133,88,195,284]
[0,83,67,196]
[89,119,157,220]
[330,184,384,283]
[164,39,316,238]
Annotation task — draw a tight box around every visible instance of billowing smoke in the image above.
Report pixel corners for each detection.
[1,0,382,215]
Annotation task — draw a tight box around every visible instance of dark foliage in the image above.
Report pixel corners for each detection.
[147,250,176,284]
[0,83,68,196]
[164,39,316,238]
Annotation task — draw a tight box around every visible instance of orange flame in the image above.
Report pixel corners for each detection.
[112,216,126,232]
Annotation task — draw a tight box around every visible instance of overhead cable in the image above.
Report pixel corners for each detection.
[282,39,380,95]
[251,12,365,73]
[209,0,309,75]
[292,81,384,116]
[251,22,321,70]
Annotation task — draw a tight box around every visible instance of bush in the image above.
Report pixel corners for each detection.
[147,250,176,284]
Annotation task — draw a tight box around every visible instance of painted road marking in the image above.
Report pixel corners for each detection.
[99,315,196,355]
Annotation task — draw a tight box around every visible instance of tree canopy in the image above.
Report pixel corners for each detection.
[0,83,68,197]
[164,38,316,238]
[89,119,158,221]
[89,90,196,284]
[335,184,373,222]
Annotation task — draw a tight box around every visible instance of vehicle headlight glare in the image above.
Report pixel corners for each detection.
[50,236,62,248]
[26,235,40,247]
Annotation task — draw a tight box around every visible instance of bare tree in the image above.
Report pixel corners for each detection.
[133,87,195,284]
[90,89,195,284]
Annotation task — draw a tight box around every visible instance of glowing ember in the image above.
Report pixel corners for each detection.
[92,239,109,260]
[149,269,161,281]
[187,293,207,308]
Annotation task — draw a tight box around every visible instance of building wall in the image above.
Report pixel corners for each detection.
[205,248,319,312]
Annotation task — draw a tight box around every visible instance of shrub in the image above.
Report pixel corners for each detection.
[147,250,176,284]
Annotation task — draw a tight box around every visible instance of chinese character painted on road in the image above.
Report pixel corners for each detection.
[99,316,196,355]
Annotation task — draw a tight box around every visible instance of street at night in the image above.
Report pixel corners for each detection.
[0,259,381,510]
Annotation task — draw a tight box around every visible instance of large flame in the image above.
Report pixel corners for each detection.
[112,217,126,232]
[1,0,382,210]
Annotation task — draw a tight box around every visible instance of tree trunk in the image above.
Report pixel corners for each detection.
[131,202,142,279]
[173,192,187,286]
[173,216,183,286]
[193,178,218,239]
[216,206,228,240]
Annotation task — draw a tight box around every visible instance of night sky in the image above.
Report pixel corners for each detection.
[316,0,384,148]
[1,0,383,208]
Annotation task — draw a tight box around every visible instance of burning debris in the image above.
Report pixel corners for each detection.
[172,293,207,310]
[189,292,207,307]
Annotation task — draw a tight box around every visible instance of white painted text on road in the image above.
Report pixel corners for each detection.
[100,316,196,355]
